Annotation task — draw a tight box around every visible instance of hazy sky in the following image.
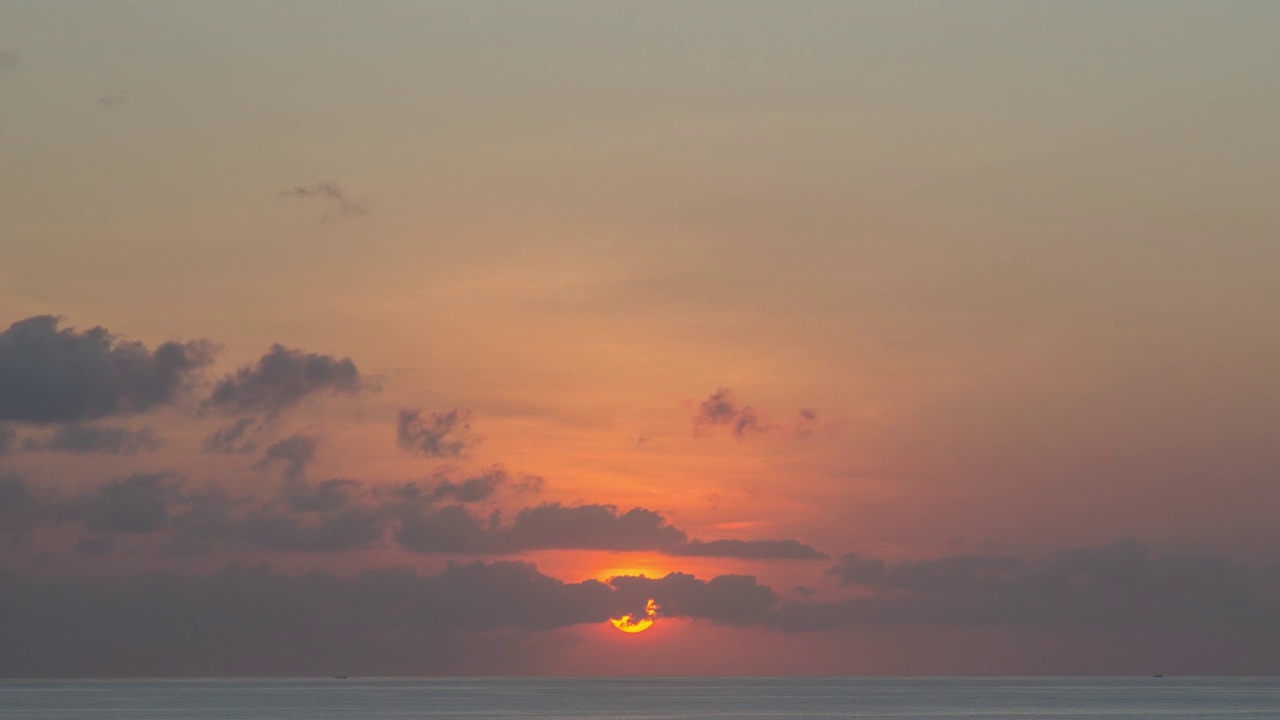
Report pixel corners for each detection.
[2,1,1279,676]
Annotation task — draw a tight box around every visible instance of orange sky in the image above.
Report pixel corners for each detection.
[2,1,1280,676]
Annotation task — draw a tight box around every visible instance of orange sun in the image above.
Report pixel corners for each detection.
[609,599,659,633]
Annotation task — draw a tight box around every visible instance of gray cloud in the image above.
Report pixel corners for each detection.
[73,535,115,556]
[0,52,17,71]
[0,316,215,424]
[281,477,361,514]
[3,473,822,561]
[279,181,368,219]
[693,388,770,438]
[611,572,779,626]
[389,466,537,506]
[776,540,1280,632]
[63,473,184,535]
[236,504,385,553]
[394,502,689,555]
[0,561,780,676]
[21,424,163,455]
[0,424,14,455]
[0,473,43,533]
[202,418,262,454]
[396,408,475,458]
[671,538,829,560]
[251,435,319,481]
[205,344,366,418]
[96,91,127,108]
[509,503,688,552]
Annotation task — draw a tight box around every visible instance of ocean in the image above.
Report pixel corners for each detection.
[0,676,1276,719]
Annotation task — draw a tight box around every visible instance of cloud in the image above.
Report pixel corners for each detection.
[774,539,1280,632]
[0,52,17,71]
[509,503,688,552]
[0,561,783,676]
[61,472,184,535]
[0,424,14,455]
[396,408,475,458]
[2,473,821,561]
[279,477,362,513]
[794,408,820,437]
[73,535,115,556]
[391,501,688,555]
[0,316,215,424]
[236,504,385,553]
[392,465,535,506]
[20,424,163,455]
[251,435,319,481]
[610,572,779,626]
[96,91,127,108]
[0,473,43,533]
[671,538,828,560]
[205,344,367,418]
[693,388,770,438]
[202,418,263,454]
[279,181,368,219]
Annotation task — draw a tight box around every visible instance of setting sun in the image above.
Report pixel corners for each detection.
[609,599,659,634]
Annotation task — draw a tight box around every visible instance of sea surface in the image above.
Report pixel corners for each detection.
[1,676,1277,719]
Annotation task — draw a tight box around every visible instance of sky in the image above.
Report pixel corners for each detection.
[1,0,1279,676]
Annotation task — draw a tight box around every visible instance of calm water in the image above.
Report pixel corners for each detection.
[0,677,1277,719]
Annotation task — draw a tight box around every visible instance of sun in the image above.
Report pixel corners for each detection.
[609,599,659,633]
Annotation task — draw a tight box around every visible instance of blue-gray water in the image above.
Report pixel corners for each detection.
[1,677,1277,719]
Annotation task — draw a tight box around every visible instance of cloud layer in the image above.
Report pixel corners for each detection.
[0,472,826,561]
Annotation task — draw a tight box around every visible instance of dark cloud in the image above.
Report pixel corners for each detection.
[394,502,822,559]
[671,538,829,560]
[3,473,819,561]
[778,540,1280,632]
[611,572,779,626]
[202,418,262,454]
[73,535,115,556]
[0,561,784,676]
[396,408,474,458]
[281,477,361,514]
[176,476,383,554]
[0,424,14,455]
[63,473,184,535]
[0,315,215,424]
[236,505,385,553]
[21,424,163,455]
[0,473,42,533]
[0,51,17,71]
[163,486,242,557]
[385,466,538,507]
[251,435,319,481]
[693,388,770,438]
[279,181,368,219]
[395,503,502,554]
[205,344,366,417]
[510,503,688,552]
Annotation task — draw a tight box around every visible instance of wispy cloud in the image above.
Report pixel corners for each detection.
[693,388,771,439]
[397,408,475,459]
[279,181,368,220]
[96,91,128,108]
